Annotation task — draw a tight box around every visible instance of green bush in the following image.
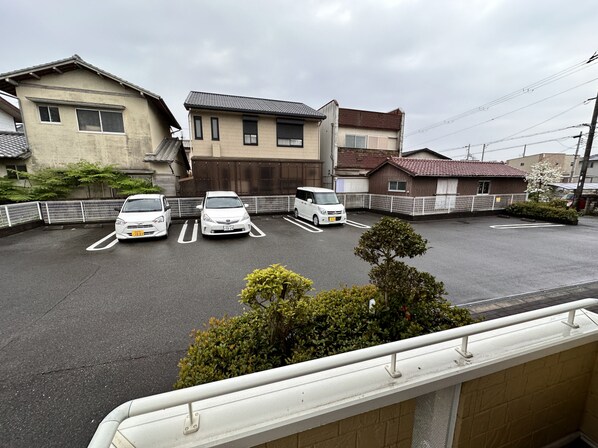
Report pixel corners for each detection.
[505,201,578,225]
[175,265,475,389]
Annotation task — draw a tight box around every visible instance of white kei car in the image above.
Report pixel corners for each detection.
[197,191,251,237]
[114,194,171,240]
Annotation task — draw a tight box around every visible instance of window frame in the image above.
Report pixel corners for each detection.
[38,105,61,124]
[243,117,258,146]
[276,119,304,148]
[6,164,27,180]
[211,117,220,141]
[345,134,367,149]
[193,116,203,140]
[477,180,491,195]
[388,180,407,192]
[76,108,125,134]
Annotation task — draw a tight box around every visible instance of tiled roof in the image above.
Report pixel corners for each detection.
[0,131,29,159]
[144,138,190,170]
[401,148,451,160]
[337,148,395,169]
[338,107,402,131]
[0,55,180,129]
[370,157,527,178]
[184,92,326,120]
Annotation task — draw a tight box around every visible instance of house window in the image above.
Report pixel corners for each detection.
[346,134,367,149]
[520,163,524,166]
[243,117,258,145]
[478,180,491,195]
[76,109,124,133]
[211,117,220,141]
[388,181,407,192]
[39,105,60,123]
[277,120,303,147]
[194,116,203,140]
[6,164,27,180]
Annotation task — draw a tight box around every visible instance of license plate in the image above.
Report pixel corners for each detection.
[328,217,337,222]
[223,225,234,231]
[132,230,144,237]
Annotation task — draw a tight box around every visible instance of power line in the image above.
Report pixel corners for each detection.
[405,76,598,150]
[406,53,598,137]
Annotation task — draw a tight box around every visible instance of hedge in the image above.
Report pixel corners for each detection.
[504,201,578,225]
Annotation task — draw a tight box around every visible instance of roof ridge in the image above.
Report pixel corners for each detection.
[188,91,308,106]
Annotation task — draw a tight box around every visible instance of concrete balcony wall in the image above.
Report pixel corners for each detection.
[581,350,598,443]
[251,400,415,448]
[453,343,598,448]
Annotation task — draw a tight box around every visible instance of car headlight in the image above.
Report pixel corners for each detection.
[243,211,250,220]
[115,218,125,226]
[202,213,214,223]
[318,207,327,215]
[153,216,165,224]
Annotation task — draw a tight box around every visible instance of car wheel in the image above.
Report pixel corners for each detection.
[294,208,299,219]
[312,215,319,226]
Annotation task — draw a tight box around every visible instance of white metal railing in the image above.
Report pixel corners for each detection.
[87,298,598,448]
[0,193,528,229]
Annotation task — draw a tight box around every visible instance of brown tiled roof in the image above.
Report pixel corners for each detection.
[369,157,527,178]
[339,108,402,131]
[337,148,396,169]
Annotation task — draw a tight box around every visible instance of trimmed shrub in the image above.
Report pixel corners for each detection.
[175,267,476,388]
[505,201,578,225]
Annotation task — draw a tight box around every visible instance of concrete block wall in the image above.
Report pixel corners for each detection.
[452,342,598,448]
[251,400,415,448]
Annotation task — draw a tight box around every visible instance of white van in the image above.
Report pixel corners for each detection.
[294,187,346,226]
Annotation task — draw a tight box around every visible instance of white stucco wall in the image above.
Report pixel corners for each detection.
[0,109,16,131]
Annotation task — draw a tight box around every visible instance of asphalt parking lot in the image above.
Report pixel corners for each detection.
[1,212,598,447]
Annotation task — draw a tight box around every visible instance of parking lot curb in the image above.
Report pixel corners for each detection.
[462,280,598,320]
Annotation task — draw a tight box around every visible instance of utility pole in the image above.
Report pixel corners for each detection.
[522,144,527,158]
[481,144,486,162]
[573,92,598,211]
[466,144,471,160]
[569,131,583,181]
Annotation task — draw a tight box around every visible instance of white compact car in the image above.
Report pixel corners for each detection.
[294,187,346,226]
[197,191,251,237]
[115,194,171,240]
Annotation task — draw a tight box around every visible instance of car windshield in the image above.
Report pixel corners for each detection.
[313,192,340,205]
[121,198,162,213]
[205,196,244,209]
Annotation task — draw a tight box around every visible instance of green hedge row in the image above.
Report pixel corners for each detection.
[175,285,474,389]
[504,201,578,225]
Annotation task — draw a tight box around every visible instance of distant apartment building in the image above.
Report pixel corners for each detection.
[506,153,573,179]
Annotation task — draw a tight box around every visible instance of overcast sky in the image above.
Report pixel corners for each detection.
[2,0,597,161]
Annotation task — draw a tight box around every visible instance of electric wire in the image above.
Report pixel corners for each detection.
[406,54,598,137]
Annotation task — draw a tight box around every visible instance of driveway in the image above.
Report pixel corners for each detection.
[1,213,597,447]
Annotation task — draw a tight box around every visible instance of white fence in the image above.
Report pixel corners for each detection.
[0,193,527,229]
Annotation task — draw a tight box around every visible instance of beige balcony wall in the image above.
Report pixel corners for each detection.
[189,111,320,160]
[452,342,598,448]
[581,350,598,443]
[251,399,415,448]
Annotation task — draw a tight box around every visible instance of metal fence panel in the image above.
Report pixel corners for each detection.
[369,194,392,213]
[0,202,41,228]
[0,193,531,228]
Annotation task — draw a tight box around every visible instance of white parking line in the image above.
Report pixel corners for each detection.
[178,220,199,244]
[283,216,323,233]
[249,222,266,238]
[86,231,119,251]
[490,223,565,229]
[345,219,371,229]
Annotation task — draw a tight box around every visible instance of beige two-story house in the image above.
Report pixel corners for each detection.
[0,55,189,196]
[182,91,326,196]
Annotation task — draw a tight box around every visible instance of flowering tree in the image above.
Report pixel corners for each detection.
[525,161,563,202]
